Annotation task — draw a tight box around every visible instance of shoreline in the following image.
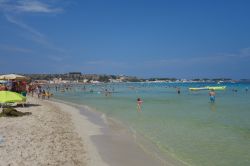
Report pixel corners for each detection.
[0,96,182,165]
[51,98,184,166]
[47,98,110,166]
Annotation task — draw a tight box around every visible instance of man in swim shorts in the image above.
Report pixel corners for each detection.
[209,90,216,103]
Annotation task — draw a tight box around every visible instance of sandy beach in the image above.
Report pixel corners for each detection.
[0,96,167,166]
[0,97,88,165]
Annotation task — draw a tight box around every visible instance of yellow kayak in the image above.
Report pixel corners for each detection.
[206,86,226,90]
[189,87,208,91]
[189,86,226,91]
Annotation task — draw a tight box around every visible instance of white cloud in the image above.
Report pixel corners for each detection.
[16,0,63,13]
[0,0,63,13]
[5,14,43,37]
[1,0,69,66]
[5,14,66,54]
[2,0,68,54]
[27,33,66,53]
[0,44,33,53]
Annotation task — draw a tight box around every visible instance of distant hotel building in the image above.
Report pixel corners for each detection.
[68,72,81,80]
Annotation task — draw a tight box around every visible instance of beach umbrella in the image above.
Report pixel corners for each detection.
[0,74,28,80]
[0,91,26,103]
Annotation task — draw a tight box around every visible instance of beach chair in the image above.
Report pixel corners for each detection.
[18,99,27,107]
[0,102,17,108]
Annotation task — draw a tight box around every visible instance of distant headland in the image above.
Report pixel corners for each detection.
[1,72,250,84]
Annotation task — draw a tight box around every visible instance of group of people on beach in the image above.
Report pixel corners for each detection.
[0,81,27,97]
[27,85,53,100]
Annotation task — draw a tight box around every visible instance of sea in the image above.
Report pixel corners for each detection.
[51,82,250,166]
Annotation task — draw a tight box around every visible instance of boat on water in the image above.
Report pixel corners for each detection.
[189,86,226,91]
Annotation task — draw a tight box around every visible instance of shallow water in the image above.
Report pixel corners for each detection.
[52,82,250,166]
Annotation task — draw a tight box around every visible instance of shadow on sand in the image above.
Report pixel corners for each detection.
[23,103,41,107]
[0,107,31,117]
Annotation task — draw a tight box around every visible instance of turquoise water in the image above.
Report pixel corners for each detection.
[52,83,250,166]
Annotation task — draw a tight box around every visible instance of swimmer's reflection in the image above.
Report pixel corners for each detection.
[210,103,217,112]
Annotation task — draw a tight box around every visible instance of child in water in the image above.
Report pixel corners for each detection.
[137,98,143,112]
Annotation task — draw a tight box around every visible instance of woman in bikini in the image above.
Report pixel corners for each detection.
[137,98,143,112]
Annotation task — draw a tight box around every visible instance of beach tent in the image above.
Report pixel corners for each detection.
[0,74,28,80]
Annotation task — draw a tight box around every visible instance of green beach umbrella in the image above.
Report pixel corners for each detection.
[0,91,26,103]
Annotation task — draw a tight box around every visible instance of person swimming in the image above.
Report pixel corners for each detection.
[137,98,143,112]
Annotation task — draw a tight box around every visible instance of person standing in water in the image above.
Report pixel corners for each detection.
[177,87,181,94]
[209,90,216,103]
[137,98,143,112]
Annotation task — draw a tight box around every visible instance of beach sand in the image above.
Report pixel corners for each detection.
[0,96,168,166]
[0,97,87,166]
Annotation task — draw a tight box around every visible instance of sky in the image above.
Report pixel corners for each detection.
[0,0,250,79]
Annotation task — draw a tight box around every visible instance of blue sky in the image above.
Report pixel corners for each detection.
[0,0,250,79]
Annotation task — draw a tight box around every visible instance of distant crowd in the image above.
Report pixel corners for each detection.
[0,81,53,100]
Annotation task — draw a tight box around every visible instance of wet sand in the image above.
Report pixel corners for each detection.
[52,99,181,166]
